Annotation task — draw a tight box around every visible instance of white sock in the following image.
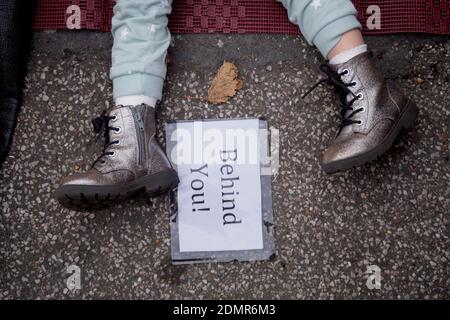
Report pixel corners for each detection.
[115,95,158,107]
[330,44,368,65]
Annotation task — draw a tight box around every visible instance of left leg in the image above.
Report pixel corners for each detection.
[54,0,178,207]
[279,0,418,173]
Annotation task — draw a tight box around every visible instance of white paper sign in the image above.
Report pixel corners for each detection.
[171,119,263,253]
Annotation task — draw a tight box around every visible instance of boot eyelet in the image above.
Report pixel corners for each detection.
[356,120,363,126]
[113,139,120,145]
[114,127,122,134]
[111,115,118,121]
[342,69,349,76]
[357,93,364,100]
[359,106,366,113]
[351,81,358,88]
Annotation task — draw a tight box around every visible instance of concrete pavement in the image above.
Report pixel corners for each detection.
[0,31,448,299]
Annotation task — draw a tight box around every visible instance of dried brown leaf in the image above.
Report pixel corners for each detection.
[207,61,244,104]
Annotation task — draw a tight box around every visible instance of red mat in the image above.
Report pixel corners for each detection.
[34,0,450,35]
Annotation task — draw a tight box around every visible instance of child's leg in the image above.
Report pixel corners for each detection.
[280,0,418,174]
[327,29,364,61]
[110,0,172,106]
[54,0,179,207]
[279,0,362,59]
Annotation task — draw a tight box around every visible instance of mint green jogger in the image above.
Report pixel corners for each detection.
[110,0,361,101]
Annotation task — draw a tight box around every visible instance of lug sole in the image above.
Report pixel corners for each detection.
[323,99,419,174]
[54,168,179,209]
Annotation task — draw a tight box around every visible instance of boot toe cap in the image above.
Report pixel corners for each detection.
[323,121,395,173]
[58,169,136,187]
[59,173,101,186]
[323,138,365,166]
[322,138,370,174]
[323,130,380,171]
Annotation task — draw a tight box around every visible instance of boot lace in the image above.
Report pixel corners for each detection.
[303,64,364,132]
[91,110,120,167]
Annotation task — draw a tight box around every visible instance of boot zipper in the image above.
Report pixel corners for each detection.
[131,106,146,166]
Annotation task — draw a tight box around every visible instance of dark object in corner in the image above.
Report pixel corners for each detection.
[0,0,35,164]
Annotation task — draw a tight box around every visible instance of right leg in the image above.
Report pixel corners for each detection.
[54,0,178,207]
[279,0,418,173]
[111,0,172,106]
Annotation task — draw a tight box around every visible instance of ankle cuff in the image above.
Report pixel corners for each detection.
[113,73,164,101]
[313,15,362,58]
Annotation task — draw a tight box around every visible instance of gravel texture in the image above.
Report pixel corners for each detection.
[0,31,448,299]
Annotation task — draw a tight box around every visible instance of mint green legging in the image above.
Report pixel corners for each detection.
[111,0,361,101]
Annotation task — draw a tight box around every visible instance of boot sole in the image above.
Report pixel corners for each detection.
[54,168,179,209]
[322,99,419,174]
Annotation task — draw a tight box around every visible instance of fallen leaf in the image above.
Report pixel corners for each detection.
[207,61,243,104]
